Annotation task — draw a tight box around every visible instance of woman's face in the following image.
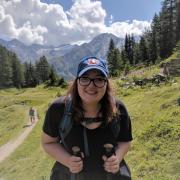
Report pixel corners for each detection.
[77,69,107,105]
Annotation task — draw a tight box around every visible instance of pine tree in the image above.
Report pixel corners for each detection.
[107,39,115,76]
[124,34,134,65]
[113,48,122,75]
[146,14,159,64]
[129,34,135,65]
[133,44,141,65]
[12,54,24,88]
[139,36,148,64]
[48,66,58,86]
[124,34,129,59]
[24,62,38,87]
[175,0,180,41]
[124,34,131,64]
[159,0,176,58]
[147,31,158,64]
[0,46,13,88]
[36,56,51,83]
[107,39,123,76]
[120,49,126,66]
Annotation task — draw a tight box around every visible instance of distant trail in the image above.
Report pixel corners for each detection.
[0,118,38,163]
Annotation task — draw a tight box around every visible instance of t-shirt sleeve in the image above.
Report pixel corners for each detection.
[116,100,133,142]
[42,98,65,137]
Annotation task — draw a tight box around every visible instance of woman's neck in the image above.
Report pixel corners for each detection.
[83,102,101,117]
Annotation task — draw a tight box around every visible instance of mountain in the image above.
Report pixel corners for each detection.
[0,39,76,64]
[53,33,124,79]
[0,33,124,79]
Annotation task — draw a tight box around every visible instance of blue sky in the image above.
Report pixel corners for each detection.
[42,0,162,22]
[102,0,162,24]
[0,0,162,46]
[101,0,162,21]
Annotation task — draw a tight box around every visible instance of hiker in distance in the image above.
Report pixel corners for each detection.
[29,107,36,125]
[42,56,133,180]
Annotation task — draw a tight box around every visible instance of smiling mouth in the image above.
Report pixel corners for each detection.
[85,91,97,95]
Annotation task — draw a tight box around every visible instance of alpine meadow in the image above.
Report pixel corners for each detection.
[0,0,180,180]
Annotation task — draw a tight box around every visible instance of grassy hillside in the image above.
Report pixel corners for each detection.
[0,52,180,179]
[0,85,66,179]
[113,77,180,180]
[0,86,66,146]
[0,77,179,180]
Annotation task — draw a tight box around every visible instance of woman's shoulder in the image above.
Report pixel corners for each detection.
[49,96,66,111]
[115,99,126,108]
[115,99,129,115]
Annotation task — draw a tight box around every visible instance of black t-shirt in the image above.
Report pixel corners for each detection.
[43,97,133,174]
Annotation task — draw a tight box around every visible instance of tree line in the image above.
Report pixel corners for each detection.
[107,0,180,76]
[0,45,66,89]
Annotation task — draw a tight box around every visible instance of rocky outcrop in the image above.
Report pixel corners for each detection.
[161,59,180,76]
[134,74,168,87]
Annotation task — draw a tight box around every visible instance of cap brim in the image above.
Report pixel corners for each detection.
[78,66,108,77]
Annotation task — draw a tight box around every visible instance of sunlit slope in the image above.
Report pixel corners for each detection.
[0,86,65,146]
[114,77,180,180]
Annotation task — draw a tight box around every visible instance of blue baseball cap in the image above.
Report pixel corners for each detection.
[77,56,109,77]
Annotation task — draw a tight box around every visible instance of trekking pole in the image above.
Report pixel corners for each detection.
[71,146,82,180]
[103,143,115,180]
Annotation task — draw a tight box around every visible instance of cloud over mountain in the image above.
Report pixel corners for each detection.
[0,0,151,46]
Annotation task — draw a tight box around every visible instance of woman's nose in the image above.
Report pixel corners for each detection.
[88,79,96,88]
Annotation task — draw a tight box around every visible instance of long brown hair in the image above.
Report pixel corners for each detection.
[65,78,118,124]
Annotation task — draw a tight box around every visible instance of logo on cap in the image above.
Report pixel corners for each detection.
[87,58,99,65]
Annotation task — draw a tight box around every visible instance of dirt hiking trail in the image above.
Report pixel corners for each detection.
[0,118,38,163]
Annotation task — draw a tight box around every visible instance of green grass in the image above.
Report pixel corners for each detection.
[0,59,180,180]
[1,43,180,180]
[114,78,180,180]
[0,78,179,180]
[0,85,66,146]
[0,85,67,180]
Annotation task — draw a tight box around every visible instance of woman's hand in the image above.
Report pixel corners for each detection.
[67,155,83,173]
[102,154,120,174]
[102,142,131,174]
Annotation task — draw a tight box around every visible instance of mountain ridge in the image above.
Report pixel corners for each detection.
[0,33,124,79]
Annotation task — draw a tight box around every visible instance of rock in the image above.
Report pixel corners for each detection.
[161,59,180,76]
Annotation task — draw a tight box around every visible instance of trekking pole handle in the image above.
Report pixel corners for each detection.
[70,146,81,180]
[72,146,82,157]
[103,143,115,158]
[103,143,115,180]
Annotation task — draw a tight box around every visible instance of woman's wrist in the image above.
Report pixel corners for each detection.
[115,142,131,163]
[57,152,72,168]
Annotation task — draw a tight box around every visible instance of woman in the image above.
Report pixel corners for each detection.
[42,56,133,180]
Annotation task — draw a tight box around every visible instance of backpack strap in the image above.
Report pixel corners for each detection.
[59,95,73,152]
[59,95,90,157]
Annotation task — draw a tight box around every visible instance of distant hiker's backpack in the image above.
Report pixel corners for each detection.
[29,109,35,116]
[58,95,131,179]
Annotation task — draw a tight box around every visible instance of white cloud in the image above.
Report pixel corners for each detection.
[0,0,151,45]
[107,20,150,38]
[0,5,18,39]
